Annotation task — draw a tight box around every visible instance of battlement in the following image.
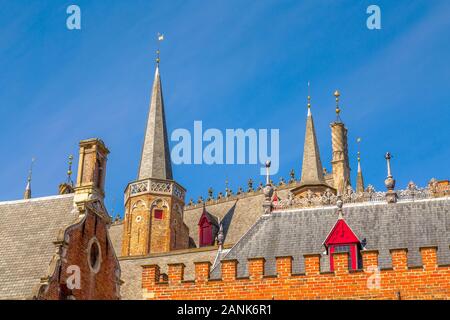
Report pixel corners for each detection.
[142,246,450,300]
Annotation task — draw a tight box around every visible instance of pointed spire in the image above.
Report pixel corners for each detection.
[137,63,173,180]
[356,138,364,193]
[300,92,326,186]
[24,157,35,199]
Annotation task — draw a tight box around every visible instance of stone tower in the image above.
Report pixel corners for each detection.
[121,64,189,257]
[292,94,333,197]
[330,90,351,195]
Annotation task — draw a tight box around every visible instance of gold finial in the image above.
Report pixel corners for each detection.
[357,137,361,161]
[334,89,340,112]
[156,49,160,64]
[307,81,311,109]
[67,155,74,186]
[334,89,342,121]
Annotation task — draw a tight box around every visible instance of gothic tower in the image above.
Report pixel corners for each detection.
[330,90,351,195]
[121,63,190,257]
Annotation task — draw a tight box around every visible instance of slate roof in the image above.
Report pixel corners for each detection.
[109,188,292,254]
[212,197,450,278]
[0,194,77,299]
[183,189,292,247]
[138,65,173,180]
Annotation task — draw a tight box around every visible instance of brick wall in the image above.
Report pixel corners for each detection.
[37,207,121,300]
[142,246,450,300]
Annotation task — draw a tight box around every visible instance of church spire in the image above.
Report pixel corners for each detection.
[300,89,326,185]
[137,61,173,180]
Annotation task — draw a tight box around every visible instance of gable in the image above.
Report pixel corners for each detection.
[324,219,360,246]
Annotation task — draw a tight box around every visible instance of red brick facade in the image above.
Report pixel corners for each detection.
[36,205,121,300]
[142,246,450,300]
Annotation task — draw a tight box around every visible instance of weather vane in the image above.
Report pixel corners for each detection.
[156,32,164,64]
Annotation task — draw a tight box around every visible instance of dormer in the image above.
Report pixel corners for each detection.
[198,206,219,247]
[323,218,362,271]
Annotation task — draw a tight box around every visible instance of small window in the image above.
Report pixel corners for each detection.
[154,209,163,219]
[88,238,102,273]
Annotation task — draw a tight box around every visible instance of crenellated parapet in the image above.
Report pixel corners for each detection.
[142,246,450,300]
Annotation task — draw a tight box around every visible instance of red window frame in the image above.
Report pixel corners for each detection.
[154,209,163,220]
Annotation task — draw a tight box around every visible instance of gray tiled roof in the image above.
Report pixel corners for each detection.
[212,198,450,278]
[0,194,77,299]
[183,189,292,247]
[109,189,293,254]
[109,221,123,254]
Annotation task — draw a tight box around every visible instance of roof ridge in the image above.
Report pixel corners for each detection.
[0,193,74,206]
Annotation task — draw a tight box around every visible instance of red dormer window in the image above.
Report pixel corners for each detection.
[324,218,361,271]
[199,216,212,247]
[198,208,218,247]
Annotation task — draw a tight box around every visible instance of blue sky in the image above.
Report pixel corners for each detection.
[0,0,449,216]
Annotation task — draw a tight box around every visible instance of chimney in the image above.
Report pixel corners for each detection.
[74,138,109,202]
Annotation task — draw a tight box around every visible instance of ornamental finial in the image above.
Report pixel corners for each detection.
[265,160,271,186]
[334,89,341,121]
[24,157,35,199]
[67,155,74,186]
[357,137,362,169]
[307,81,311,115]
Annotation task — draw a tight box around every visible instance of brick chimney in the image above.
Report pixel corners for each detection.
[74,138,109,202]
